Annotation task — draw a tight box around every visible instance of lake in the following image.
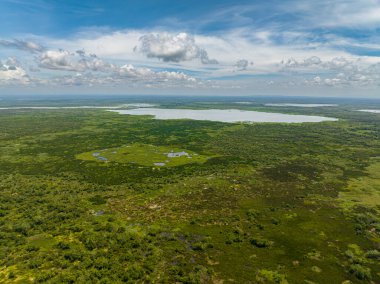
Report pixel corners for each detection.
[359,109,380,114]
[0,103,156,110]
[109,108,338,123]
[265,103,338,107]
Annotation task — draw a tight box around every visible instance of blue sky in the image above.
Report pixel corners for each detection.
[0,0,380,96]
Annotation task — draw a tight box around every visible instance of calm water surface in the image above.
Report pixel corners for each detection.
[109,108,338,123]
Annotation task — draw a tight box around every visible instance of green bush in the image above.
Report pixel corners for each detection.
[365,249,380,259]
[256,269,288,283]
[8,271,15,279]
[56,241,70,250]
[35,271,56,282]
[246,209,259,221]
[192,242,207,251]
[64,251,84,262]
[349,264,371,280]
[250,237,271,248]
[89,195,107,205]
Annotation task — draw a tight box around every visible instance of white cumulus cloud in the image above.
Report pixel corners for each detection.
[137,32,218,64]
[0,58,30,84]
[38,49,116,72]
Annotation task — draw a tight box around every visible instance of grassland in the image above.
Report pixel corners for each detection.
[76,143,211,167]
[339,159,380,212]
[0,98,380,283]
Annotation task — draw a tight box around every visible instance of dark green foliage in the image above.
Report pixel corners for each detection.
[250,237,272,248]
[56,241,70,250]
[7,271,15,279]
[365,249,380,259]
[349,264,372,280]
[89,194,107,205]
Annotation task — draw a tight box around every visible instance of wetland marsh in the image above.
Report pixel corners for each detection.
[76,143,210,167]
[0,96,380,283]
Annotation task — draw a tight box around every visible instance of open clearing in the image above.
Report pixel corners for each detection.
[76,143,211,167]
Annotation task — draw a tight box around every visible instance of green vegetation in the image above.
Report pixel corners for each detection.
[339,159,380,211]
[76,143,211,167]
[0,98,380,283]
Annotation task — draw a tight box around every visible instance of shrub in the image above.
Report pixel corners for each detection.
[89,195,106,205]
[365,249,380,259]
[349,264,371,280]
[8,271,15,279]
[246,209,259,221]
[26,245,39,252]
[256,269,288,283]
[93,256,110,270]
[56,241,70,250]
[13,223,30,236]
[64,251,83,262]
[122,265,144,281]
[192,242,206,251]
[233,235,243,243]
[35,271,56,282]
[345,244,367,265]
[250,237,271,248]
[27,259,41,269]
